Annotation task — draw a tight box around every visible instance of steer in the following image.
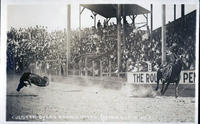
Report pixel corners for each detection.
[16,72,49,92]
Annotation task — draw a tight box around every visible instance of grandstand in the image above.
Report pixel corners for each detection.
[6,5,196,80]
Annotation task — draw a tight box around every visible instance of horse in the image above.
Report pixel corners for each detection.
[155,56,183,98]
[16,72,49,92]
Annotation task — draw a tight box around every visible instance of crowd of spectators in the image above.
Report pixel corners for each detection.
[150,10,196,70]
[71,10,196,73]
[7,25,67,73]
[7,10,196,75]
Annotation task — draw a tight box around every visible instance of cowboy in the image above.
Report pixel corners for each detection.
[166,43,178,65]
[161,43,179,81]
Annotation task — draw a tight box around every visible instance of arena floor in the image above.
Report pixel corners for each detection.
[6,75,196,122]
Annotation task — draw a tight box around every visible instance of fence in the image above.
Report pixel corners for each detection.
[29,59,128,81]
[29,60,196,84]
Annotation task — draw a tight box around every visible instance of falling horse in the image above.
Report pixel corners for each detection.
[155,56,183,98]
[16,72,49,92]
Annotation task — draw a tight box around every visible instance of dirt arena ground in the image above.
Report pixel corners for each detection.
[6,75,196,122]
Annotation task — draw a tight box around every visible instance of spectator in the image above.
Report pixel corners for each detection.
[97,20,101,29]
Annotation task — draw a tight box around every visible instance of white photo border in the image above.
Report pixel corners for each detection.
[0,0,199,124]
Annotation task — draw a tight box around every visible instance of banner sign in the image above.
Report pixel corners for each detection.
[127,70,195,84]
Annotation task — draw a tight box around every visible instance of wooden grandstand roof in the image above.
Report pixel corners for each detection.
[81,4,150,18]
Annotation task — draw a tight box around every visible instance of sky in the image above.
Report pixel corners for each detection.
[7,4,197,32]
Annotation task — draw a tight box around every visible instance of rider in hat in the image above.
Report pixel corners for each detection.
[161,43,179,81]
[167,43,178,65]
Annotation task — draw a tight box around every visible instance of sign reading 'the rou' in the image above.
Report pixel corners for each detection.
[127,70,195,84]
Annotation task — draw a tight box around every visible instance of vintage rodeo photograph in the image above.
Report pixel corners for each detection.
[3,0,199,123]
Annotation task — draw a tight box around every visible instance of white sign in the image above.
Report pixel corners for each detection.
[181,70,196,84]
[127,70,195,84]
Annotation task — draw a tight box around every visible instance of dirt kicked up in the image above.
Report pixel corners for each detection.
[6,75,195,122]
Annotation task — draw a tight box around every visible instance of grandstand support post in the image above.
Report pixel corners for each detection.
[67,5,71,60]
[161,4,166,64]
[174,4,176,21]
[66,4,71,76]
[122,4,126,43]
[117,4,121,77]
[181,4,185,18]
[78,4,81,41]
[79,5,81,40]
[100,60,102,78]
[78,4,81,31]
[151,4,153,32]
[181,4,185,26]
[79,5,81,30]
[92,61,95,77]
[146,13,148,31]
